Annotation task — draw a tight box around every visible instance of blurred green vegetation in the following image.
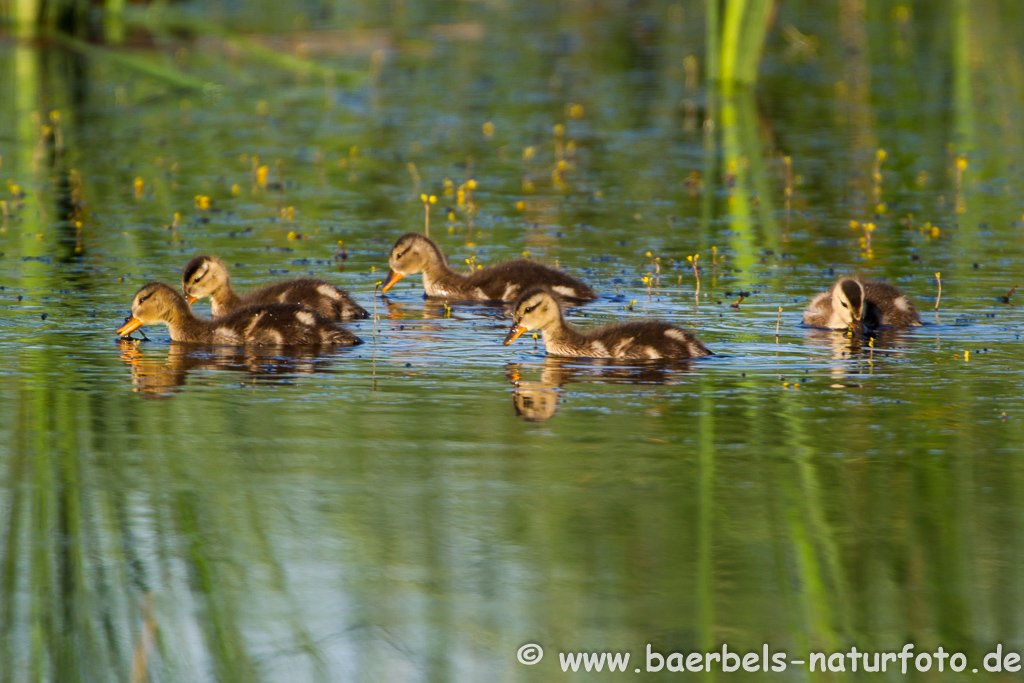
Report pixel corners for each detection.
[1,1,1024,681]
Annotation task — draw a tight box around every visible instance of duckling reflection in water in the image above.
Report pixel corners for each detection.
[381,233,596,302]
[118,340,338,396]
[117,283,362,346]
[506,358,688,422]
[503,288,712,360]
[182,255,368,320]
[803,278,922,333]
[803,327,915,385]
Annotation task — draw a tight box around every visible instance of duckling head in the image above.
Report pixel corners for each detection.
[382,233,443,292]
[117,283,186,337]
[181,255,229,305]
[504,288,563,345]
[833,279,866,333]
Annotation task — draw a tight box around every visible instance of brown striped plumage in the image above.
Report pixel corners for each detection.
[117,283,362,346]
[381,233,596,302]
[803,278,922,332]
[503,288,712,360]
[182,256,368,320]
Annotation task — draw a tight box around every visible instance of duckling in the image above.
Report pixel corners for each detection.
[182,255,368,320]
[381,233,596,302]
[503,288,712,360]
[116,282,362,346]
[803,278,922,332]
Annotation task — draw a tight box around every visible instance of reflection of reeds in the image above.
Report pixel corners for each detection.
[697,388,715,661]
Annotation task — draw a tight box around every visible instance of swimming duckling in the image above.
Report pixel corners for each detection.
[182,256,368,320]
[503,288,712,360]
[116,282,362,346]
[803,278,922,332]
[381,233,596,302]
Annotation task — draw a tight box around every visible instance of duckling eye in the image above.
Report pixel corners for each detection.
[138,294,149,304]
[524,304,536,313]
[396,250,405,259]
[840,301,848,308]
[192,275,202,284]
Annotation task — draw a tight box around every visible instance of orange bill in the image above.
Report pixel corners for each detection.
[380,270,404,293]
[185,294,199,305]
[503,324,528,346]
[116,317,143,337]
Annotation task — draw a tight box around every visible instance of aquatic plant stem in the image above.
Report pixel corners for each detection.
[720,0,748,95]
[705,0,720,82]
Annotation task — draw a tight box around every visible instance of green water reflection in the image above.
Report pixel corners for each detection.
[2,1,1024,681]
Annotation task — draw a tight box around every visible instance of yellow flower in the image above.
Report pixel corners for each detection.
[231,184,240,196]
[553,123,565,137]
[134,177,144,197]
[515,200,525,211]
[567,103,584,119]
[194,195,210,210]
[482,121,495,138]
[955,155,968,171]
[522,146,535,161]
[256,165,268,187]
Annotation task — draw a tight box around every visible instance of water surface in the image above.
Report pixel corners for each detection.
[2,1,1024,680]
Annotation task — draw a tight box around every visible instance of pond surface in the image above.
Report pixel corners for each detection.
[2,1,1024,681]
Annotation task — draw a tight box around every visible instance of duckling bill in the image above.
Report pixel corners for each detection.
[117,282,362,346]
[504,288,712,360]
[381,233,596,302]
[803,278,922,332]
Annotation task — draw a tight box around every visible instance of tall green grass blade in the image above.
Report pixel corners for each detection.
[47,33,211,92]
